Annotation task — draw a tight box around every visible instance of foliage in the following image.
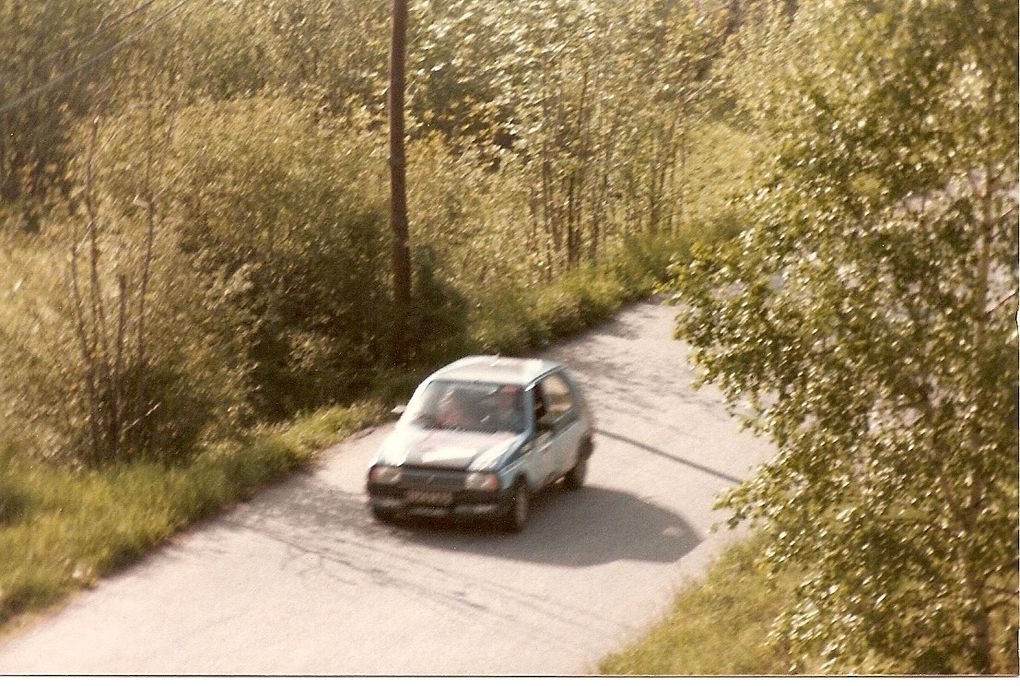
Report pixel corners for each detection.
[0,0,118,214]
[76,96,392,423]
[672,0,1018,674]
[405,0,743,272]
[0,194,250,464]
[253,0,390,114]
[156,98,392,418]
[468,231,689,354]
[600,535,801,675]
[0,0,755,626]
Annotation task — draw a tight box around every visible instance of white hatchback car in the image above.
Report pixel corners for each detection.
[366,355,595,531]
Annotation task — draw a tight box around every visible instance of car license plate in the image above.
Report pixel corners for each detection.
[405,490,453,506]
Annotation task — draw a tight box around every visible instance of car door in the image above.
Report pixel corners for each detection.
[537,372,584,479]
[526,385,559,487]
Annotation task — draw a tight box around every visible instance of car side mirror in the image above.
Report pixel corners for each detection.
[391,404,407,417]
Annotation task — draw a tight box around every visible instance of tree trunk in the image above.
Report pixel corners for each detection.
[958,162,996,673]
[388,0,412,365]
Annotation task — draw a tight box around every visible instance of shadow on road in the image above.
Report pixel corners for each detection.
[396,483,701,567]
[594,428,743,485]
[183,476,703,633]
[548,324,731,428]
[221,475,700,570]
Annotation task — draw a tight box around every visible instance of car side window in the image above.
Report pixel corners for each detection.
[531,386,547,427]
[540,373,575,422]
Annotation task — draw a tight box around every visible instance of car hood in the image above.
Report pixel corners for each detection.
[376,425,524,471]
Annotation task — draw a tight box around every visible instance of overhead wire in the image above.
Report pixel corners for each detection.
[31,0,163,75]
[0,0,195,118]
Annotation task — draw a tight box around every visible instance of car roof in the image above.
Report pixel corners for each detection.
[428,355,560,386]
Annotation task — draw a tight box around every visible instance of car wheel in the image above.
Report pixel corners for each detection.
[503,480,529,533]
[371,506,396,524]
[563,453,587,490]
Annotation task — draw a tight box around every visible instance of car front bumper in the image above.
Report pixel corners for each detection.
[366,482,514,520]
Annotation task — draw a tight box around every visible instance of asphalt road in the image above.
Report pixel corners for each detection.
[0,299,772,675]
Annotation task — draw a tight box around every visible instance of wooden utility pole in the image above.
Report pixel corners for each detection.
[388,0,412,364]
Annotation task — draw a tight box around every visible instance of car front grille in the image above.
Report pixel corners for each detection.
[400,468,466,491]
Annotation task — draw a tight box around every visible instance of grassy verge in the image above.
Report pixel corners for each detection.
[469,232,684,355]
[0,231,694,632]
[599,535,801,675]
[599,533,1019,675]
[0,401,387,629]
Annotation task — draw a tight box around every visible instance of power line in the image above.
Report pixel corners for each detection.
[33,0,162,74]
[0,0,194,118]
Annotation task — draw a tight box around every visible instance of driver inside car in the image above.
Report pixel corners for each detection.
[436,388,473,429]
[487,385,523,432]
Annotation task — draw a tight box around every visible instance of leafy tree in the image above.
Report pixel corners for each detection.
[672,0,1018,673]
[166,99,392,417]
[251,0,389,114]
[0,104,253,463]
[90,96,392,420]
[0,0,119,214]
[0,0,763,463]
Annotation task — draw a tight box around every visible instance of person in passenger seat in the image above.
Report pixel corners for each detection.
[489,386,523,432]
[533,390,548,430]
[437,389,473,430]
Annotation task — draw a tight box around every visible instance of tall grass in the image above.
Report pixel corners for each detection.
[0,401,386,627]
[599,536,802,675]
[469,232,688,354]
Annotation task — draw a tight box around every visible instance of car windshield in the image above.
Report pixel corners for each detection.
[407,380,525,433]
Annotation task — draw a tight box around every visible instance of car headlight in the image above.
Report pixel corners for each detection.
[464,472,500,492]
[369,465,402,485]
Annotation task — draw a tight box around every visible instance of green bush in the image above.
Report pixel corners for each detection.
[166,98,393,418]
[0,215,250,463]
[404,251,472,365]
[92,97,394,421]
[464,231,695,356]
